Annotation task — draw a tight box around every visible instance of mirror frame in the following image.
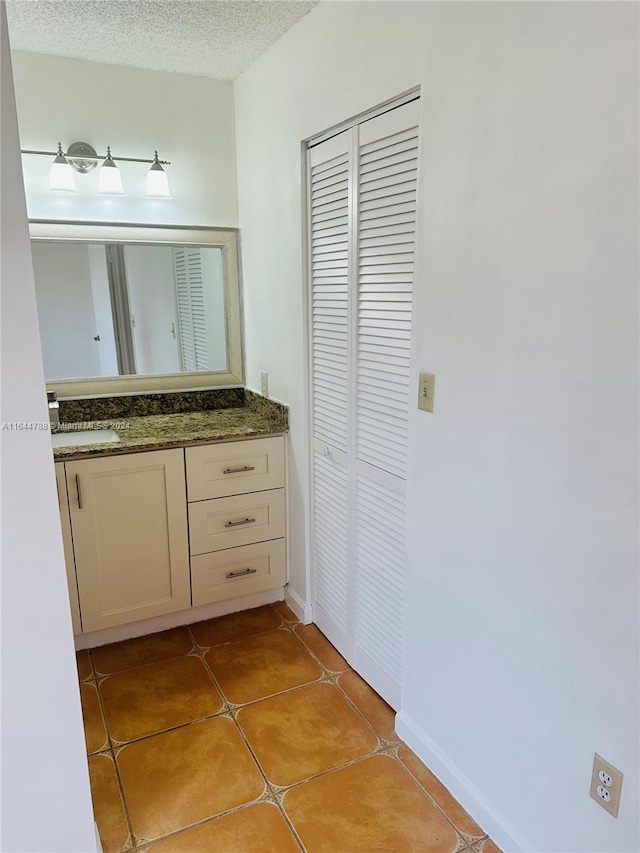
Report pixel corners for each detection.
[29,220,244,397]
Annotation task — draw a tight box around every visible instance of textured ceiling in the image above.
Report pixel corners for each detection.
[6,0,317,80]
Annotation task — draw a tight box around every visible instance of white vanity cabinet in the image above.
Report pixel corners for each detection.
[57,434,287,637]
[65,449,190,633]
[186,437,287,605]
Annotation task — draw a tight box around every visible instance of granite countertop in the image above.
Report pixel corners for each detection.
[52,392,288,461]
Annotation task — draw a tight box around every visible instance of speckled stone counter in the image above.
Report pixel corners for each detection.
[53,392,288,461]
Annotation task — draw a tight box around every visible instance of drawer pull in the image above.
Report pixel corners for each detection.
[76,474,83,509]
[226,568,257,579]
[222,465,256,475]
[224,517,256,528]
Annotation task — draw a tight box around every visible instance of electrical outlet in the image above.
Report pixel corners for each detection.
[590,753,623,818]
[260,372,269,397]
[418,372,436,413]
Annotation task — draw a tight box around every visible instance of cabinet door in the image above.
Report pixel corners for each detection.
[66,449,190,632]
[55,462,82,634]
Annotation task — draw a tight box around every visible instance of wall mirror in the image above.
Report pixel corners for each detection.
[29,222,243,397]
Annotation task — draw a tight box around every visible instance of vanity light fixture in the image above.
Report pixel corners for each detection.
[146,151,172,198]
[98,146,125,195]
[21,141,172,198]
[48,143,77,192]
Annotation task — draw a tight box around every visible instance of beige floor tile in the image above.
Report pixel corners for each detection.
[100,655,223,742]
[294,623,348,671]
[206,629,322,704]
[146,803,300,853]
[118,716,264,842]
[88,753,131,853]
[274,600,300,623]
[283,754,460,853]
[189,604,282,647]
[338,670,397,741]
[92,628,194,675]
[238,682,377,786]
[81,682,109,754]
[398,745,484,839]
[77,650,92,681]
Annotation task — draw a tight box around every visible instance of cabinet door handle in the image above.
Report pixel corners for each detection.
[222,465,255,475]
[75,474,83,509]
[226,568,257,579]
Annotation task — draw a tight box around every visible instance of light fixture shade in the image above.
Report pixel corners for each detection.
[98,148,124,194]
[49,146,77,192]
[146,156,171,198]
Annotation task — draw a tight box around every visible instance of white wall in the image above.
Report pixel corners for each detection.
[11,51,238,227]
[234,3,639,852]
[32,242,100,379]
[0,7,97,850]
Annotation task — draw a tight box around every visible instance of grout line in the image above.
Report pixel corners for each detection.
[107,745,137,851]
[132,797,283,852]
[270,750,383,799]
[89,668,137,850]
[272,797,307,852]
[104,705,231,750]
[83,674,111,756]
[186,606,287,653]
[332,672,395,745]
[228,708,279,800]
[394,746,489,846]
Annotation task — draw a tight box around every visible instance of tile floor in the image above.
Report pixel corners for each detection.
[77,602,503,853]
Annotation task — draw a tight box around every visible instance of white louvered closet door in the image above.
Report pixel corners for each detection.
[309,99,420,709]
[354,102,419,705]
[173,247,210,371]
[309,130,351,655]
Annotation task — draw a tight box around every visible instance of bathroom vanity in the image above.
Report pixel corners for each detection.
[52,392,288,645]
[34,221,290,647]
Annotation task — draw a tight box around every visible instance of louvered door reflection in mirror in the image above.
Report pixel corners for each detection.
[308,97,420,709]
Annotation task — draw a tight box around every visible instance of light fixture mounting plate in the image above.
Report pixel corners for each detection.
[67,141,98,173]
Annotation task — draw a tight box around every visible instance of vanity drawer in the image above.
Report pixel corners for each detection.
[186,437,285,501]
[188,489,285,555]
[191,539,286,606]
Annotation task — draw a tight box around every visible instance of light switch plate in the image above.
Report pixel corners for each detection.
[260,372,269,397]
[418,372,435,412]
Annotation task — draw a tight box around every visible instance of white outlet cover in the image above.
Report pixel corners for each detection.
[590,753,623,818]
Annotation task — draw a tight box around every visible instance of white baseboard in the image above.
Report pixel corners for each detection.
[75,587,285,650]
[284,586,313,623]
[395,711,531,853]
